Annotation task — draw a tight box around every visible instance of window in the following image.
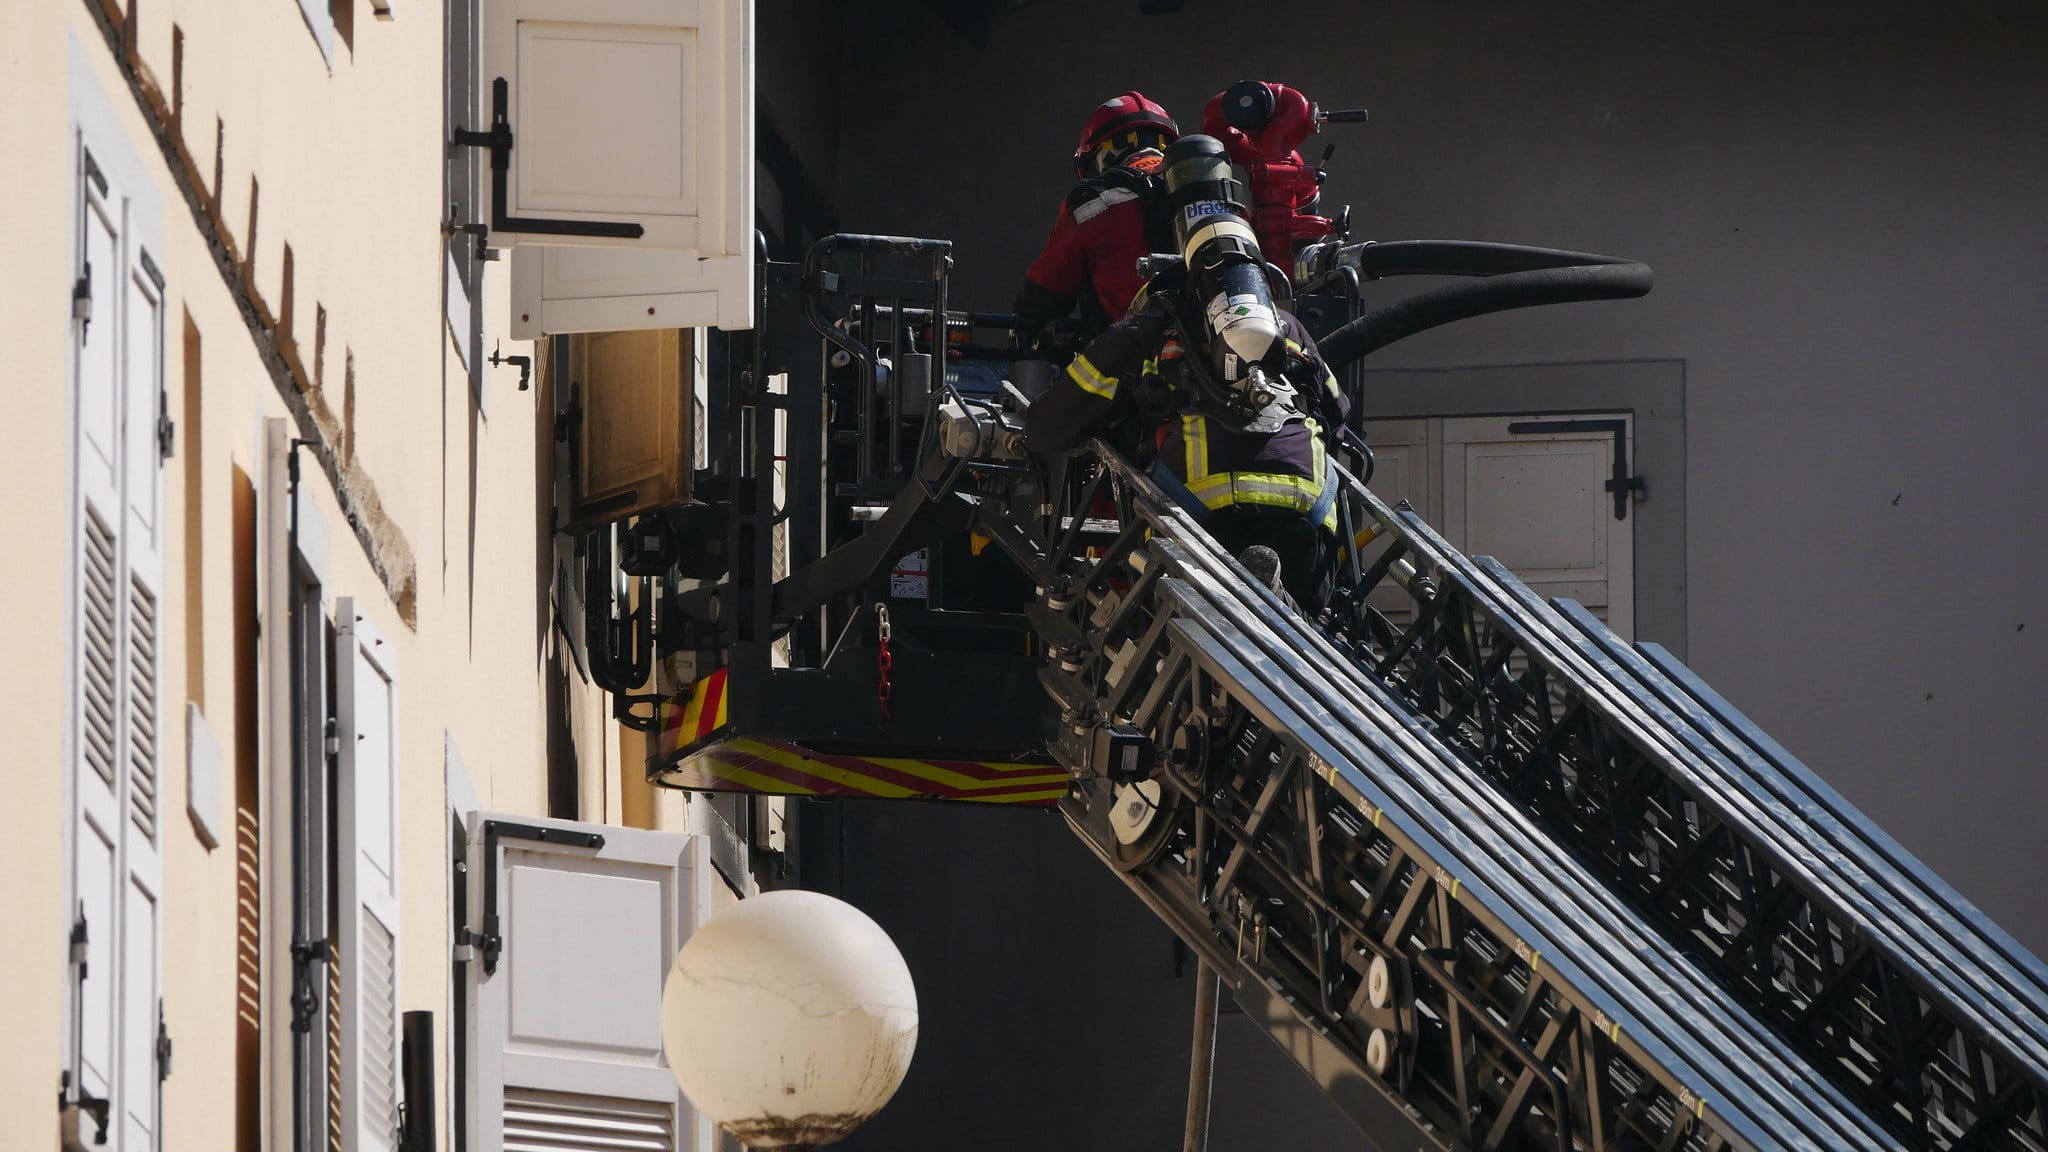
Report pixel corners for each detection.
[66,141,169,1152]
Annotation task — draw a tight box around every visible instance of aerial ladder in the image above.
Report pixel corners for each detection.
[558,225,2048,1151]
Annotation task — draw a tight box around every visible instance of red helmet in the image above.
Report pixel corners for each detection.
[1073,91,1179,180]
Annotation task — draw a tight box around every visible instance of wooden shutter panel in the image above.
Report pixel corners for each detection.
[510,244,752,337]
[483,0,755,332]
[563,328,694,529]
[468,816,712,1152]
[337,599,403,1152]
[72,148,125,1147]
[71,144,169,1152]
[118,243,168,1152]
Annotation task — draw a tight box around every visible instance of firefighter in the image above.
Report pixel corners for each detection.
[1012,91,1180,339]
[1024,135,1349,612]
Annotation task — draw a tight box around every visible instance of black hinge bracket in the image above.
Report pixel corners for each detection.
[288,936,329,1033]
[155,1001,172,1082]
[1506,417,1644,521]
[63,909,111,1145]
[467,821,606,976]
[157,393,176,461]
[451,78,646,244]
[73,262,93,338]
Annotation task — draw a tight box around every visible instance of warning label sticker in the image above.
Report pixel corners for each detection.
[890,550,930,599]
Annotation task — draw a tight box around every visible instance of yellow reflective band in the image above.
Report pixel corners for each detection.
[1184,471,1323,513]
[1183,414,1209,483]
[1067,354,1118,399]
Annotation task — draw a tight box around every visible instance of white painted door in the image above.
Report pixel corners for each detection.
[1362,414,1634,638]
[467,815,714,1152]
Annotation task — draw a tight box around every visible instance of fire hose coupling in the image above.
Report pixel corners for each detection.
[936,396,1029,462]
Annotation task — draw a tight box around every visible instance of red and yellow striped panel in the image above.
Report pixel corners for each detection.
[652,669,1067,806]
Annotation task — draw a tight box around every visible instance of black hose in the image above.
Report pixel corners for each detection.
[1319,260,1653,370]
[1348,239,1634,279]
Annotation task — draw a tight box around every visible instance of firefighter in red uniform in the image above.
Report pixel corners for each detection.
[1025,136,1349,612]
[1013,92,1180,337]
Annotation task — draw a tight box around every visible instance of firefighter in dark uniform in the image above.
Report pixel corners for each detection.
[1025,135,1349,612]
[1013,92,1180,337]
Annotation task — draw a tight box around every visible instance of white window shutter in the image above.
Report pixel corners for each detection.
[468,815,713,1152]
[510,243,751,338]
[482,0,755,332]
[71,144,168,1152]
[118,240,167,1152]
[72,154,125,1130]
[337,599,404,1152]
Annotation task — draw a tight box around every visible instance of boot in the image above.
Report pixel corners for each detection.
[1238,545,1300,614]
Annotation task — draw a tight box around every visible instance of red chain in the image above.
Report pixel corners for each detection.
[875,603,893,730]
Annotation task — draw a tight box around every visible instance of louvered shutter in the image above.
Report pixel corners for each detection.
[118,234,167,1152]
[72,151,125,1136]
[70,143,167,1152]
[485,0,755,333]
[337,599,403,1152]
[468,816,713,1152]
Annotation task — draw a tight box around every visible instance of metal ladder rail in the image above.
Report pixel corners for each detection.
[1633,636,2048,1010]
[1548,592,2048,1032]
[1355,488,2048,1148]
[1063,580,1770,1150]
[1146,532,1908,1147]
[1070,442,1903,1149]
[1546,595,2048,1150]
[1040,459,1900,1147]
[1134,521,1902,1150]
[1150,569,1886,1152]
[1455,538,2048,1093]
[1416,511,2048,1147]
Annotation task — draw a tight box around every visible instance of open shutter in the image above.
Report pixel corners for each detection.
[72,148,126,1137]
[70,143,168,1152]
[482,0,755,332]
[337,599,403,1152]
[119,240,168,1152]
[468,815,712,1152]
[560,328,696,529]
[511,244,751,337]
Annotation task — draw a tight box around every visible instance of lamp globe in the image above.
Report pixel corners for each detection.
[661,889,918,1149]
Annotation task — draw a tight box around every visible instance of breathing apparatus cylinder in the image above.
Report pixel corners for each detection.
[1162,135,1282,386]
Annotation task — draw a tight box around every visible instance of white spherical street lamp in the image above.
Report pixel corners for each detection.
[662,889,919,1149]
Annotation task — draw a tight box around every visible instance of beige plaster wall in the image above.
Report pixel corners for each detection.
[0,1,646,1148]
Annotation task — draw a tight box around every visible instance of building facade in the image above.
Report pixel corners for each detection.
[0,1,774,1150]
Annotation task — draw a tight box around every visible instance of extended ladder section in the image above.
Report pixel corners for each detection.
[1012,439,2048,1152]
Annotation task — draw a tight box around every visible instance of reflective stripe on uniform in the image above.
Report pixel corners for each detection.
[1178,413,1336,529]
[1072,186,1140,225]
[1067,354,1119,399]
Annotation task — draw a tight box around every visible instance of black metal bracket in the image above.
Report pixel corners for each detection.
[451,78,646,244]
[469,821,606,976]
[1506,417,1643,520]
[288,936,329,1034]
[488,341,533,391]
[155,1002,172,1082]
